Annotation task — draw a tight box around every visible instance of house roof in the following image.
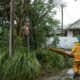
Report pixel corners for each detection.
[67,19,80,29]
[63,24,71,29]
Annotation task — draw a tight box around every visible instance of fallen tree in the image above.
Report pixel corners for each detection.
[48,47,74,58]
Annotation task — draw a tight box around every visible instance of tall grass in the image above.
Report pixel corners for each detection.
[2,53,41,80]
[36,49,65,72]
[0,48,72,80]
[0,52,9,79]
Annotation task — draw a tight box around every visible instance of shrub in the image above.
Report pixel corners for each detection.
[2,53,41,80]
[36,49,64,72]
[0,52,9,79]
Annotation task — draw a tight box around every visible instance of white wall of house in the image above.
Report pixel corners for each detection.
[67,30,73,37]
[47,37,79,49]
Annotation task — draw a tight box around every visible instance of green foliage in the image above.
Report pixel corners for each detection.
[36,49,64,72]
[76,35,80,38]
[15,36,24,48]
[2,53,41,80]
[14,0,60,50]
[0,52,9,79]
[64,56,73,68]
[0,0,10,20]
[0,27,9,52]
[50,36,59,47]
[0,0,60,50]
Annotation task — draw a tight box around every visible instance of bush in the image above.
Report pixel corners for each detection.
[36,49,65,72]
[0,52,9,79]
[2,53,41,80]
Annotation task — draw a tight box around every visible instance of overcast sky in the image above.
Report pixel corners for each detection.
[55,0,80,25]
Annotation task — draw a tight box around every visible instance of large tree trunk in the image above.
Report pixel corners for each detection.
[49,48,74,58]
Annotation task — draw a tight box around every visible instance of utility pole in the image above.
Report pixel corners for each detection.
[60,2,67,67]
[61,4,63,36]
[60,2,66,36]
[9,0,14,57]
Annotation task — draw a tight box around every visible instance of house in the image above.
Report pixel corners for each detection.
[55,24,70,36]
[50,19,80,49]
[64,19,80,37]
[47,37,80,49]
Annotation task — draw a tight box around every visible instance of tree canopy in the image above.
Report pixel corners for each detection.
[0,0,60,51]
